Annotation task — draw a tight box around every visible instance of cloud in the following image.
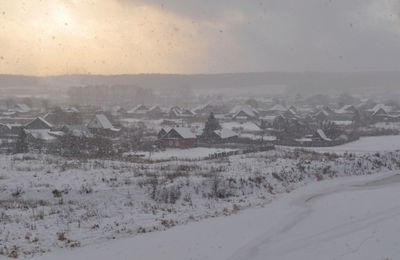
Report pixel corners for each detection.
[1,0,400,75]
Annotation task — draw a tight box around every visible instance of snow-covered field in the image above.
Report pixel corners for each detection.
[299,135,400,154]
[127,147,236,160]
[33,172,400,260]
[374,122,400,130]
[2,144,400,258]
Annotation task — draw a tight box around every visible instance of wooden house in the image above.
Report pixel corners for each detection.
[159,127,197,149]
[25,117,53,130]
[146,105,164,118]
[87,114,120,136]
[230,105,259,121]
[212,129,238,143]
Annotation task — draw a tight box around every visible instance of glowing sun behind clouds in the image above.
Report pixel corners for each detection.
[0,0,226,75]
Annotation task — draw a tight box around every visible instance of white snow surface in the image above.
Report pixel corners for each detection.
[4,143,400,259]
[149,147,235,160]
[221,121,260,132]
[171,127,197,139]
[34,172,400,260]
[305,135,400,153]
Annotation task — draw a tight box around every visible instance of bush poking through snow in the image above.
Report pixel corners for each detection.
[137,226,146,233]
[57,232,66,241]
[52,189,62,198]
[8,250,18,259]
[11,186,24,197]
[79,184,93,194]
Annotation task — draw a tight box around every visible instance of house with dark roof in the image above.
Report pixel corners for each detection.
[157,127,172,139]
[25,117,53,130]
[126,104,149,117]
[146,105,164,118]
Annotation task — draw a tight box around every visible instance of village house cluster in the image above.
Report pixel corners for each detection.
[0,94,399,157]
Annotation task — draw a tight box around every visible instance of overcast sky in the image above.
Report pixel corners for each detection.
[0,0,399,75]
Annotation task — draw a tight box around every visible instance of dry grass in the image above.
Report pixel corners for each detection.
[8,251,18,258]
[316,174,324,181]
[57,232,65,241]
[233,204,240,213]
[137,226,146,233]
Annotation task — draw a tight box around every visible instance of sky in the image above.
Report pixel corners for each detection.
[0,0,400,75]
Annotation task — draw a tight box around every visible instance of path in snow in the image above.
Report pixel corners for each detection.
[33,172,400,260]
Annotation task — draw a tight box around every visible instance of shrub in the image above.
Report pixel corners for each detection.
[8,250,18,259]
[79,184,93,194]
[52,189,62,198]
[11,186,24,197]
[155,184,181,204]
[137,226,146,233]
[57,232,65,241]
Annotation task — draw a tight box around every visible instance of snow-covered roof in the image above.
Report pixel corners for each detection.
[148,105,162,112]
[88,114,119,131]
[25,129,58,142]
[62,125,93,137]
[316,129,332,142]
[230,105,258,118]
[172,127,196,139]
[158,127,172,138]
[169,107,195,117]
[3,111,16,116]
[288,105,297,113]
[371,108,388,117]
[25,117,53,129]
[315,110,329,117]
[260,115,280,122]
[127,104,148,114]
[0,123,12,130]
[38,117,53,128]
[181,109,195,116]
[192,103,212,113]
[284,109,296,118]
[336,105,356,114]
[16,104,31,113]
[332,120,352,126]
[214,129,238,139]
[97,114,113,129]
[295,138,312,142]
[368,104,392,114]
[268,104,287,112]
[63,107,80,113]
[230,105,258,115]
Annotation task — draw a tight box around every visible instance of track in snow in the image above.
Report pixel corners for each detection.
[34,172,400,260]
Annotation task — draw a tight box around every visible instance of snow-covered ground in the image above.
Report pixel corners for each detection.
[131,147,236,160]
[221,121,260,132]
[298,135,400,154]
[33,172,400,260]
[374,122,400,130]
[3,147,400,258]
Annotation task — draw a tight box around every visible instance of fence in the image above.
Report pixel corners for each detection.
[206,145,275,160]
[274,133,360,148]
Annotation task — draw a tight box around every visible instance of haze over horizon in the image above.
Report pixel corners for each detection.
[1,0,400,76]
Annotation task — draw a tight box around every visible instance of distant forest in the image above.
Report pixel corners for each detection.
[0,71,399,99]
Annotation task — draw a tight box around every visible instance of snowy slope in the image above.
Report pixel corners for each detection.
[33,172,400,260]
